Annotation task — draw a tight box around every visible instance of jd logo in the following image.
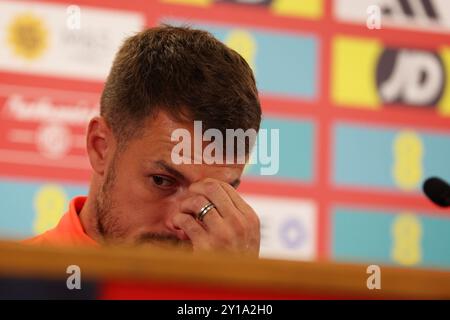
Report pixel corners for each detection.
[376,48,446,107]
[380,0,439,25]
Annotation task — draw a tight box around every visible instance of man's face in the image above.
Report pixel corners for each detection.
[94,111,245,249]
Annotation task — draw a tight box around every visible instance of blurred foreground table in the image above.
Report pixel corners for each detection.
[0,240,449,299]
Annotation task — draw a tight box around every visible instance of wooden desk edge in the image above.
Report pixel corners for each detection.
[0,240,449,299]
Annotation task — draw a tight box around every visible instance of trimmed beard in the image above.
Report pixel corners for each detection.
[94,151,188,248]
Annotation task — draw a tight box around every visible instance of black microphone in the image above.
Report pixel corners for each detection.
[423,177,450,208]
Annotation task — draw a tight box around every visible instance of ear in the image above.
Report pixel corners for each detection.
[86,116,114,176]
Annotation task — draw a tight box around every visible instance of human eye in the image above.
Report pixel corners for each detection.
[150,175,177,189]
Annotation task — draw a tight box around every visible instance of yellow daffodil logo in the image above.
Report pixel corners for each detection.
[7,12,48,60]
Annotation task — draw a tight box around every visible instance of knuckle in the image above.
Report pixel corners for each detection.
[253,214,261,229]
[214,231,231,245]
[204,181,220,194]
[229,217,246,238]
[248,212,260,229]
[203,177,215,184]
[180,214,192,225]
[174,213,190,227]
[185,221,199,234]
[234,219,246,236]
[193,195,207,211]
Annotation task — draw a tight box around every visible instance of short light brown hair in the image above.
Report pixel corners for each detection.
[100,25,261,148]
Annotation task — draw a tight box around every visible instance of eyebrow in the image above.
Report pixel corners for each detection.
[155,160,187,182]
[154,160,241,189]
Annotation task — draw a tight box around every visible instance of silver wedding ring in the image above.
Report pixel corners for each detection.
[197,202,216,222]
